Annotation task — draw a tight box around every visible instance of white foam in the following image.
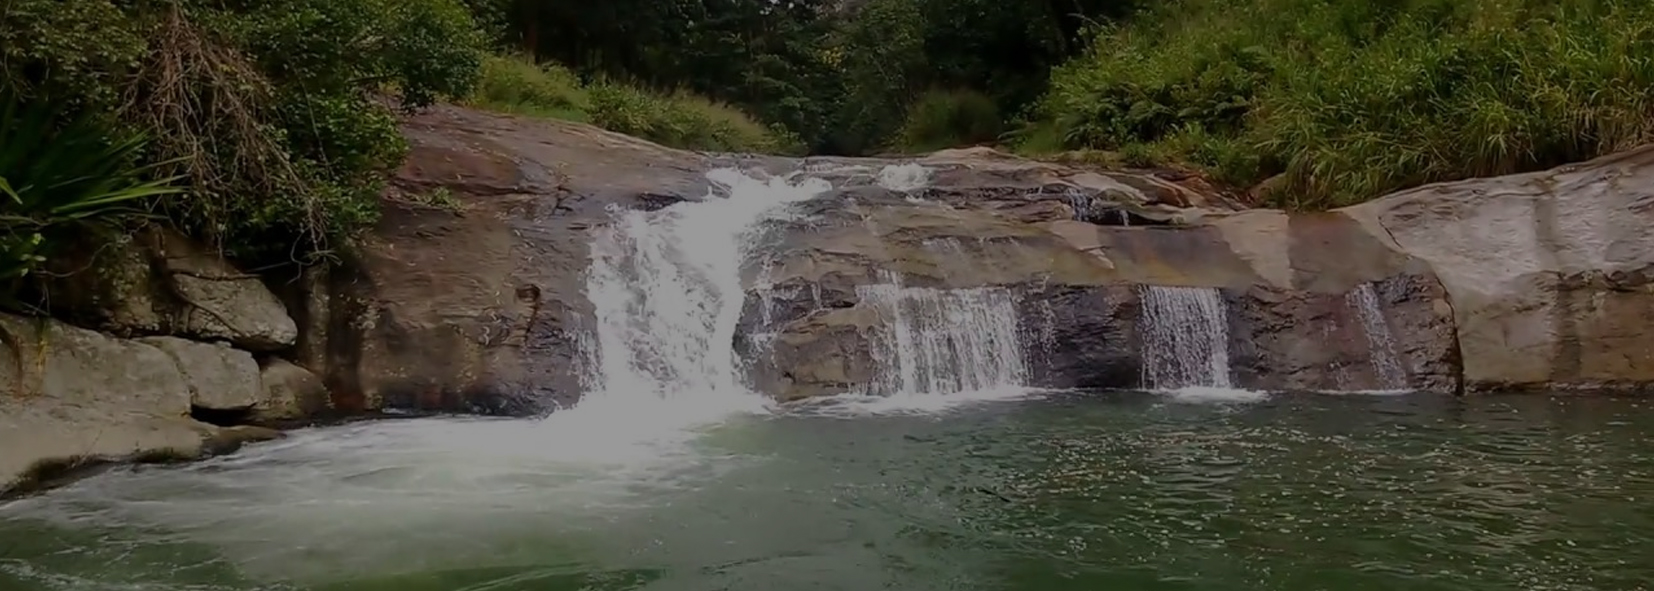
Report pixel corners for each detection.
[784,386,1044,417]
[1162,386,1270,404]
[876,163,933,193]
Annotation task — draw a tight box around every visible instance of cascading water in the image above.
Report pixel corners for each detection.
[1139,285,1235,390]
[578,168,830,421]
[858,280,1028,396]
[1347,282,1408,390]
[876,163,933,193]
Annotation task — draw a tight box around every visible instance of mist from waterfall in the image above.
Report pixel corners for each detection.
[1139,285,1235,390]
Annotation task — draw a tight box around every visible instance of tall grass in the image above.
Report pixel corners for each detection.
[890,89,1004,153]
[1027,0,1654,208]
[469,55,804,155]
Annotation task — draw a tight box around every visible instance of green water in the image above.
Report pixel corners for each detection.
[2,391,1652,590]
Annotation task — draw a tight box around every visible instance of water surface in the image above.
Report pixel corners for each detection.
[3,391,1652,590]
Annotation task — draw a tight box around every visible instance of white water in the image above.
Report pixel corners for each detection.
[1347,282,1409,391]
[579,168,829,426]
[876,163,933,193]
[858,282,1028,397]
[1139,285,1236,390]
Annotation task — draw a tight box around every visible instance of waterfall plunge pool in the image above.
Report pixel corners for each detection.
[3,390,1653,591]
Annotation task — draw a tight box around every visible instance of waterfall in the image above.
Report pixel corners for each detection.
[578,168,830,414]
[858,281,1028,396]
[1139,285,1234,389]
[1347,282,1408,390]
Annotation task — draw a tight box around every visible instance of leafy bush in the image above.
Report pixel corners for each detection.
[0,93,183,282]
[471,54,592,121]
[471,54,804,154]
[2,0,488,266]
[1029,0,1654,208]
[891,89,1003,153]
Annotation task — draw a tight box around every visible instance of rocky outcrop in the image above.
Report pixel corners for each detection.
[735,176,1461,398]
[0,314,284,493]
[38,227,297,351]
[293,104,1654,406]
[1,224,331,494]
[1343,147,1654,393]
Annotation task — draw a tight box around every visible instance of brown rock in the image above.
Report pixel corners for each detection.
[35,227,298,351]
[0,314,216,493]
[1344,145,1654,392]
[275,105,711,415]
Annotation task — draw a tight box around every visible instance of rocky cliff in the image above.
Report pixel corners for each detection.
[263,105,1654,406]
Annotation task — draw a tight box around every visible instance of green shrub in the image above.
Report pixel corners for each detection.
[471,54,592,121]
[471,54,803,155]
[1028,0,1654,209]
[891,89,1004,153]
[2,0,488,267]
[0,93,183,282]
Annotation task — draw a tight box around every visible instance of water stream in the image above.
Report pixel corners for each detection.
[1138,285,1235,390]
[1347,282,1409,390]
[858,282,1027,396]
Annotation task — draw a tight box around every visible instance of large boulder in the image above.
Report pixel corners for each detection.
[1344,146,1654,392]
[138,337,263,411]
[0,314,278,493]
[36,227,298,351]
[254,358,331,424]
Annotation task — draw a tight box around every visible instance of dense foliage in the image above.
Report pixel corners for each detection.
[465,0,1126,154]
[6,0,1650,293]
[1,0,486,268]
[1029,0,1654,208]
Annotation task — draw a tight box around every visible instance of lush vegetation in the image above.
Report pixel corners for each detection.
[2,0,486,276]
[1028,0,1654,208]
[6,0,1651,297]
[469,55,804,155]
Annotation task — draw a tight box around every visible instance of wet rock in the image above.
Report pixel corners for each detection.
[278,104,712,416]
[0,314,215,492]
[139,337,263,411]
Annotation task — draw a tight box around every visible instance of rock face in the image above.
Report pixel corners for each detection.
[0,314,282,493]
[273,105,714,415]
[1343,147,1654,392]
[138,337,263,411]
[735,173,1461,399]
[39,227,298,351]
[288,104,1654,408]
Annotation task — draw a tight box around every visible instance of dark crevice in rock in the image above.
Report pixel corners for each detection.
[190,404,255,427]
